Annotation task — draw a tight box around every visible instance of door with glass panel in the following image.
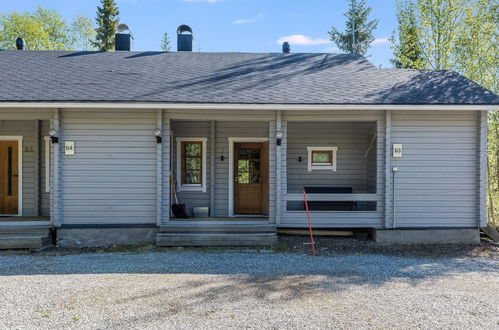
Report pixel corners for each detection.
[0,141,19,215]
[234,142,268,215]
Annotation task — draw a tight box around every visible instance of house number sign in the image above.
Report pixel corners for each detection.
[392,144,403,158]
[65,141,75,155]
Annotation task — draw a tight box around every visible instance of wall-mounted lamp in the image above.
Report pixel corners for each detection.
[48,129,59,144]
[298,156,302,162]
[276,130,283,146]
[219,148,225,162]
[153,129,162,144]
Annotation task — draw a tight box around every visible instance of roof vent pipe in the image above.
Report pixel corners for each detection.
[282,42,290,53]
[115,23,133,51]
[16,38,26,50]
[177,25,193,52]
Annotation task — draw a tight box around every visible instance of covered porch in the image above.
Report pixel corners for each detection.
[277,111,386,229]
[157,110,279,246]
[0,113,54,249]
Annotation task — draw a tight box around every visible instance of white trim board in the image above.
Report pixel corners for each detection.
[175,137,207,192]
[228,137,269,217]
[307,146,338,172]
[0,102,496,111]
[44,136,50,193]
[0,136,23,216]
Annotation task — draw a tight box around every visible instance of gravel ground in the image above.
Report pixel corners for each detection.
[0,246,498,329]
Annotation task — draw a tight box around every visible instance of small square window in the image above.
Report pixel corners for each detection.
[307,147,337,171]
[311,150,333,165]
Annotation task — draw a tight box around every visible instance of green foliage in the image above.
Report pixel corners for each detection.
[160,32,170,51]
[417,0,467,70]
[0,7,70,50]
[390,0,423,69]
[454,0,498,94]
[488,111,499,228]
[329,0,378,55]
[93,0,119,51]
[70,15,96,51]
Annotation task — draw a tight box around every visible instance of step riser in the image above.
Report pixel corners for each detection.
[0,229,50,236]
[160,223,276,232]
[157,234,277,247]
[159,227,276,234]
[0,236,50,249]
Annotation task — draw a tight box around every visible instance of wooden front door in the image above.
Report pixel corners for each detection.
[234,142,268,215]
[0,141,19,215]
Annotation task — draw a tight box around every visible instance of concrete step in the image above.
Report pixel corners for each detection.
[0,235,51,249]
[156,232,277,247]
[159,223,276,234]
[0,228,50,236]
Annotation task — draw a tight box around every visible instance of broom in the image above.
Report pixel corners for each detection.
[170,173,188,219]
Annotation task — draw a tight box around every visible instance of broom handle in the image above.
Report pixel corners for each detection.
[170,173,179,204]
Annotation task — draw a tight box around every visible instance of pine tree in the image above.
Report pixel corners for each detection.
[329,0,378,55]
[390,0,423,69]
[160,32,170,51]
[93,0,119,51]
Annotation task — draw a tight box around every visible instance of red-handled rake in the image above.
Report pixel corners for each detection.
[302,188,316,256]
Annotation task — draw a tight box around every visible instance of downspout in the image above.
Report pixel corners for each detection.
[392,160,398,229]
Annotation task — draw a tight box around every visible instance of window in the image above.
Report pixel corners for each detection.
[307,147,337,171]
[176,138,207,192]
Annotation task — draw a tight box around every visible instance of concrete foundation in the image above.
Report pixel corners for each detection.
[57,228,157,247]
[374,228,480,244]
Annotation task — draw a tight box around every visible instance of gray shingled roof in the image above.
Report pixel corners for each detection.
[0,50,497,104]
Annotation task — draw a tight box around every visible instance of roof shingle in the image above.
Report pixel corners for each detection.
[0,50,497,104]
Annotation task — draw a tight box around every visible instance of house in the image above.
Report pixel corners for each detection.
[0,26,497,248]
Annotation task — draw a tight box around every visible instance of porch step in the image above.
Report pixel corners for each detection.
[0,227,50,236]
[156,232,277,247]
[157,221,277,246]
[159,222,276,234]
[0,226,51,249]
[0,235,51,249]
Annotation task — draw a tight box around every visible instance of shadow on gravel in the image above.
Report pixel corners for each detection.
[0,246,497,303]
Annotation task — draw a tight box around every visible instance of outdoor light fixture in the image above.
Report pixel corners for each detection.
[153,129,162,144]
[220,148,225,161]
[48,129,59,144]
[276,130,283,146]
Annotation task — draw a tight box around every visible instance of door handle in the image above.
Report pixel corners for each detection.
[13,174,19,177]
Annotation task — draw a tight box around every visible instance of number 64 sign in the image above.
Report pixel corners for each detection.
[65,141,75,155]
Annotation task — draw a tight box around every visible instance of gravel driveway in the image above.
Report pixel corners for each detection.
[0,250,497,329]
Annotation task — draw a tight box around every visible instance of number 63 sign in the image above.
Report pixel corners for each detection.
[392,144,402,158]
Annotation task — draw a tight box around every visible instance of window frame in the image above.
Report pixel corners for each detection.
[176,137,207,192]
[307,146,338,172]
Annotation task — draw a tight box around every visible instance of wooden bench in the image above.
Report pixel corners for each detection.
[303,187,355,211]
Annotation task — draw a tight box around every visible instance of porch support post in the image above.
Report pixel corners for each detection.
[210,120,216,216]
[275,110,282,225]
[384,110,392,228]
[52,108,61,227]
[156,109,163,227]
[162,112,171,223]
[34,120,40,216]
[478,110,488,227]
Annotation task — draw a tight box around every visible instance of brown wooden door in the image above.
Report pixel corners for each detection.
[0,141,19,215]
[234,142,268,215]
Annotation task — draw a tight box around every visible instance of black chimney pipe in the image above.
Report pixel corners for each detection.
[282,42,290,53]
[16,38,26,50]
[177,25,193,52]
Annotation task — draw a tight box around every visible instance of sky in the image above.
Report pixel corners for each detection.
[1,0,398,68]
